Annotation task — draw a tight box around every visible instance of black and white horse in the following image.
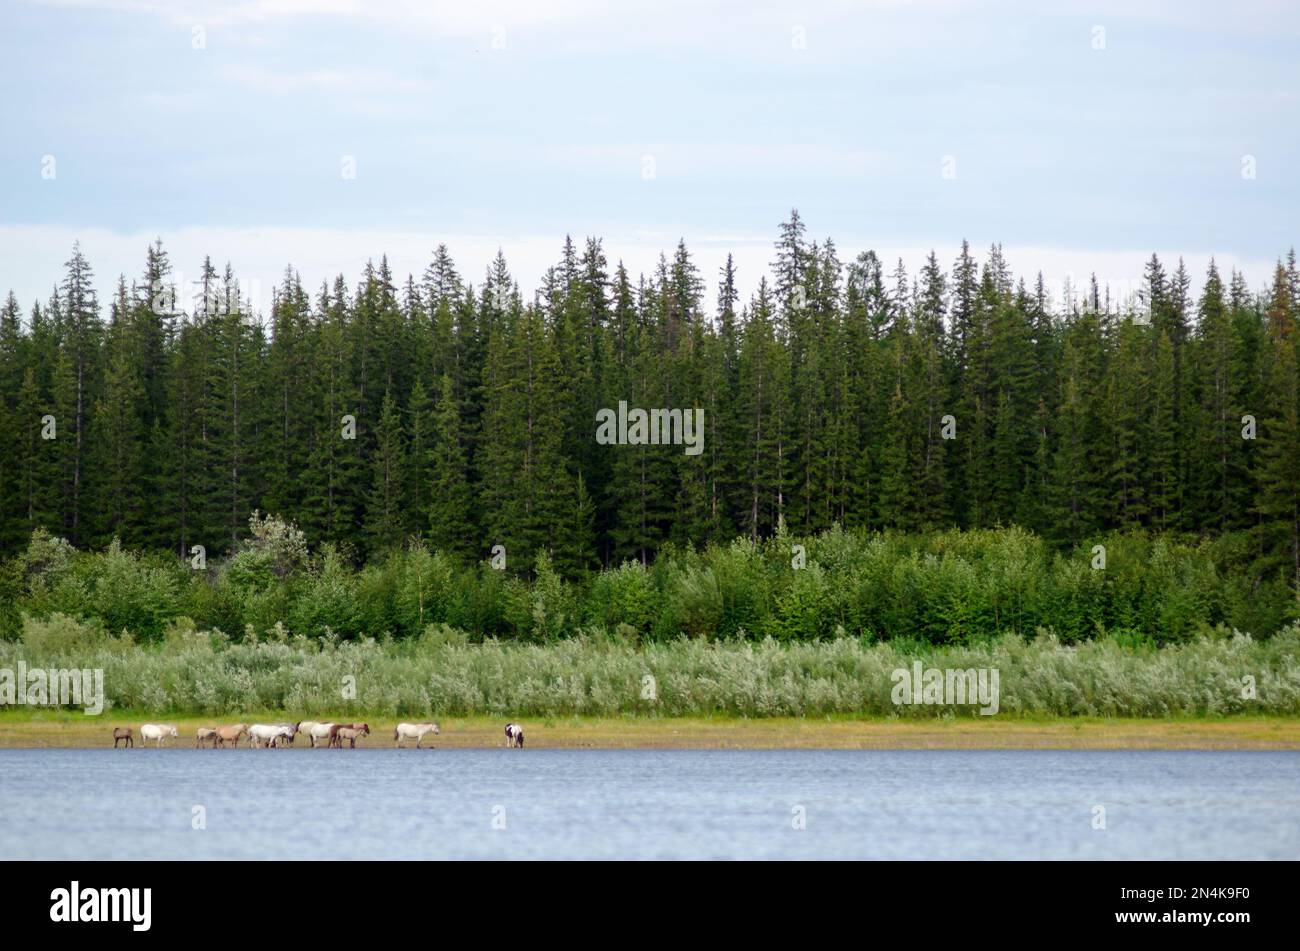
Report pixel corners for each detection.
[504,723,525,748]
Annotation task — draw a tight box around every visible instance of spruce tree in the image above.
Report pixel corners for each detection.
[365,390,408,551]
[426,374,474,557]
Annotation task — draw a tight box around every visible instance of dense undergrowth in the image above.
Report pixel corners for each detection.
[1,520,1293,647]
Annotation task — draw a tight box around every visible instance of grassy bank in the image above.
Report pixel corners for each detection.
[2,712,1299,749]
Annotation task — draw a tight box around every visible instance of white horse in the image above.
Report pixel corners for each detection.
[140,724,178,747]
[248,724,291,748]
[269,723,297,747]
[394,722,440,748]
[308,722,336,748]
[296,721,323,747]
[504,723,525,748]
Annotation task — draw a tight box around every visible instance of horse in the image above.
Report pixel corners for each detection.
[326,722,346,748]
[112,727,133,748]
[296,721,326,747]
[308,722,336,748]
[195,728,218,748]
[270,723,298,747]
[333,723,370,748]
[264,724,297,748]
[248,724,289,748]
[215,724,248,748]
[140,724,178,747]
[393,722,440,748]
[504,723,525,748]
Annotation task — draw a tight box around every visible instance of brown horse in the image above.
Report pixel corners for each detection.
[330,723,370,748]
[215,724,249,748]
[112,727,134,748]
[196,728,218,748]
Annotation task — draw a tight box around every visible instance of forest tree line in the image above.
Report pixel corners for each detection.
[0,210,1297,589]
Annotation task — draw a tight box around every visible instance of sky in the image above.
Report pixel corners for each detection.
[1,0,1297,315]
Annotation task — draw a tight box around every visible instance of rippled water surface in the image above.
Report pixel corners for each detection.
[2,749,1297,859]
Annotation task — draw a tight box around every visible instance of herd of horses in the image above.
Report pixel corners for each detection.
[111,721,526,749]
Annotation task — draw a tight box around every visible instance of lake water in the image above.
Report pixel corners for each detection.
[1,749,1297,860]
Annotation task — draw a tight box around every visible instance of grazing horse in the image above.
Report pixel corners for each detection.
[265,724,297,748]
[270,723,298,747]
[215,724,248,748]
[393,722,440,748]
[308,722,336,748]
[112,727,133,748]
[195,728,218,748]
[140,724,178,747]
[504,723,525,748]
[333,723,370,748]
[248,724,290,748]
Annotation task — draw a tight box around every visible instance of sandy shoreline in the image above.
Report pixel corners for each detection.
[2,714,1299,749]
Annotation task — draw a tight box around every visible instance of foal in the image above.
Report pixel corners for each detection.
[112,727,133,748]
[333,723,371,748]
[215,724,248,748]
[196,728,218,748]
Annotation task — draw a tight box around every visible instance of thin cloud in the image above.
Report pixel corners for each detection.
[26,0,605,33]
[216,63,427,94]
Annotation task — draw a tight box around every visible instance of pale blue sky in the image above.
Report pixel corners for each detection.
[1,0,1296,311]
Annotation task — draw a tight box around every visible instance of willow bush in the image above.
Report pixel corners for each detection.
[3,612,1298,718]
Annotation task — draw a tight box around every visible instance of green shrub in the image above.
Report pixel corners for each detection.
[2,525,1296,647]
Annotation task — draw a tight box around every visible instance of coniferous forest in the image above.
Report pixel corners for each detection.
[1,210,1299,644]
